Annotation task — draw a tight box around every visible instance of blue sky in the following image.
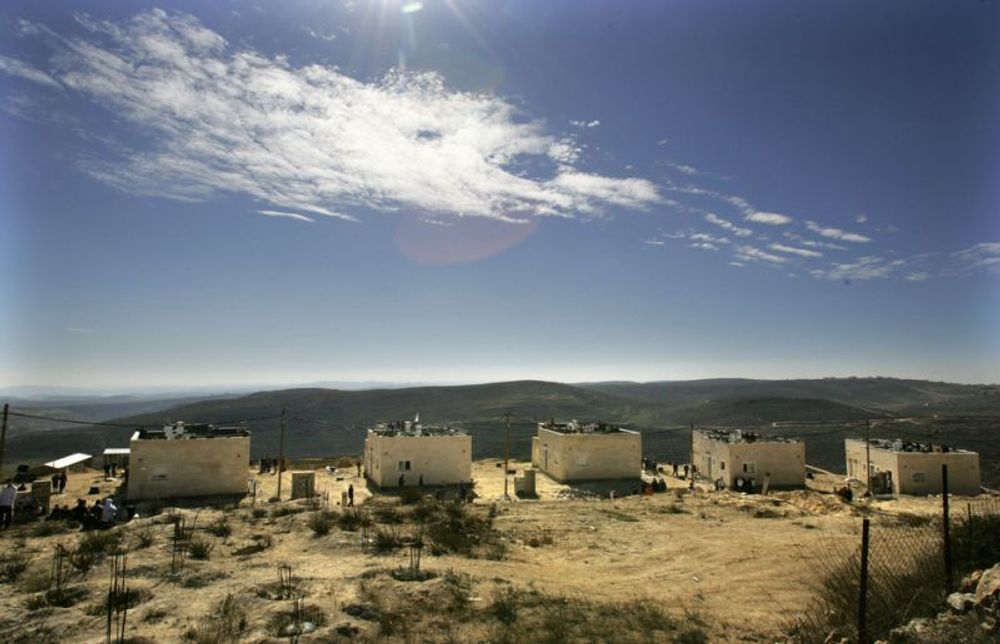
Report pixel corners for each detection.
[1,0,998,389]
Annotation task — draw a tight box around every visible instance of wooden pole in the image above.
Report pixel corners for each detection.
[0,403,8,477]
[504,412,511,500]
[942,463,952,594]
[859,517,870,644]
[276,408,286,501]
[864,419,871,492]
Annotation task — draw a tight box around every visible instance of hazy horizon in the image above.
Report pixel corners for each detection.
[3,1,998,389]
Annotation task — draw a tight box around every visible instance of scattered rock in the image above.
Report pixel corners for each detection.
[975,564,1000,604]
[335,622,360,637]
[343,603,380,621]
[946,592,976,613]
[527,537,540,548]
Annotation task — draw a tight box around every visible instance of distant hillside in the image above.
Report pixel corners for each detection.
[4,377,998,486]
[660,397,889,426]
[579,377,1000,416]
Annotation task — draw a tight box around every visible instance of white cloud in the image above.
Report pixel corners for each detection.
[305,28,337,42]
[257,209,315,223]
[569,119,600,128]
[735,245,788,264]
[656,139,669,146]
[769,243,822,258]
[746,211,793,225]
[0,54,62,89]
[783,231,848,251]
[690,232,730,245]
[810,256,893,281]
[704,213,752,237]
[855,214,868,224]
[690,242,719,251]
[951,242,1000,276]
[643,239,665,246]
[905,272,930,282]
[13,10,661,223]
[806,221,872,244]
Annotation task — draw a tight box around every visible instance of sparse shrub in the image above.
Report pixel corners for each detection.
[0,550,32,583]
[374,505,404,524]
[206,519,232,538]
[133,528,155,549]
[250,508,267,520]
[399,487,423,505]
[184,594,248,644]
[25,593,49,611]
[308,511,333,536]
[187,537,214,560]
[143,608,168,624]
[270,505,305,518]
[659,503,687,515]
[373,527,402,553]
[338,509,370,532]
[491,587,519,625]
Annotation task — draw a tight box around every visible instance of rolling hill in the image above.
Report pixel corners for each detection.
[3,377,998,485]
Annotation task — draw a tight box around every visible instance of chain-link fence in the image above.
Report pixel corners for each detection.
[791,488,1000,642]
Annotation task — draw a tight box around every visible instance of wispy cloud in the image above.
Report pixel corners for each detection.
[643,239,665,246]
[569,119,600,128]
[746,211,793,225]
[3,10,661,224]
[854,214,868,224]
[704,213,752,237]
[769,243,821,258]
[257,209,316,223]
[735,245,789,264]
[806,221,871,244]
[0,54,62,89]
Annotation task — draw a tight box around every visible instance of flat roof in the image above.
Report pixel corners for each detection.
[368,421,465,437]
[102,448,131,455]
[538,420,632,434]
[44,453,93,469]
[847,437,975,455]
[133,423,249,440]
[697,428,799,444]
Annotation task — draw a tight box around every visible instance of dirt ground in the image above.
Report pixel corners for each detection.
[0,460,980,642]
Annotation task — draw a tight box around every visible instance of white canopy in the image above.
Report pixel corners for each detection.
[44,453,93,469]
[102,448,131,455]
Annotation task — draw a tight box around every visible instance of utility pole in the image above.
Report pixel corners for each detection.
[276,408,287,501]
[689,422,695,474]
[504,412,511,500]
[0,403,8,476]
[864,419,871,493]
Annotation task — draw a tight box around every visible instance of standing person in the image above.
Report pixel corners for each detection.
[101,497,118,526]
[347,484,354,507]
[60,471,68,493]
[0,480,17,530]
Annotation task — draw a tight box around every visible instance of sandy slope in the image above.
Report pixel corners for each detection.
[0,460,976,642]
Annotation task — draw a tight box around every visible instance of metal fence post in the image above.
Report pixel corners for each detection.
[942,464,952,594]
[859,517,870,644]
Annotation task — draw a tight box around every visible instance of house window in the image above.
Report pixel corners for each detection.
[720,461,726,471]
[398,461,411,471]
[743,463,756,474]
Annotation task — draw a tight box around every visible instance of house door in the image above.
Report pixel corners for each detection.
[706,456,713,477]
[543,448,548,471]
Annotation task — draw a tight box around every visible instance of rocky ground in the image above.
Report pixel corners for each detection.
[0,460,993,642]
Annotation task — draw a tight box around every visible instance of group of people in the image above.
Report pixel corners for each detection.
[102,463,127,483]
[258,457,284,474]
[52,497,121,530]
[49,471,69,493]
